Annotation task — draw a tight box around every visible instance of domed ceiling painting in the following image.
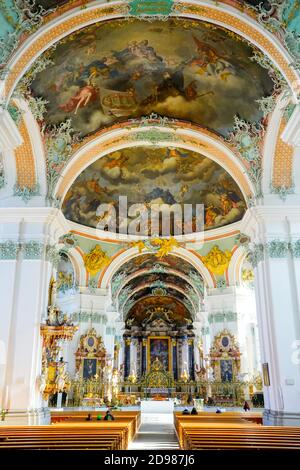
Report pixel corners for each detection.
[30,18,273,138]
[62,146,247,233]
[126,296,191,327]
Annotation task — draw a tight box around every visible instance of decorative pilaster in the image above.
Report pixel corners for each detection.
[181,336,189,380]
[0,208,67,424]
[241,207,300,425]
[188,338,195,381]
[141,338,147,376]
[124,338,131,380]
[172,338,178,380]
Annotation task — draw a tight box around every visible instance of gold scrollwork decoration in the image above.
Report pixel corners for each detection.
[84,244,110,275]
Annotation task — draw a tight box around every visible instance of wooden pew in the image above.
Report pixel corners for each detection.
[51,410,141,435]
[174,413,300,450]
[0,414,139,450]
[174,411,261,444]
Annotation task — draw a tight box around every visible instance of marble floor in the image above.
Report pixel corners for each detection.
[128,413,179,450]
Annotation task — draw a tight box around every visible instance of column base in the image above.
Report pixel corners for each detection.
[0,407,51,425]
[263,409,300,426]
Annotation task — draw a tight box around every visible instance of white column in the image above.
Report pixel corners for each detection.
[0,208,68,424]
[242,206,300,425]
[130,338,137,376]
[181,337,189,378]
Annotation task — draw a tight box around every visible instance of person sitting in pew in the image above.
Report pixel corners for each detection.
[104,409,115,421]
[85,413,93,421]
[216,408,222,414]
[207,396,214,406]
[243,400,250,412]
[182,408,190,415]
[191,407,198,415]
[96,414,102,420]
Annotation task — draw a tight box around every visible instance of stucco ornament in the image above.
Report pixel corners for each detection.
[151,237,180,258]
[201,246,232,276]
[84,245,110,276]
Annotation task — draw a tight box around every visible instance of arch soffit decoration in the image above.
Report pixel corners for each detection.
[226,244,246,286]
[99,246,215,290]
[114,268,202,302]
[119,281,198,311]
[233,245,252,287]
[55,123,255,202]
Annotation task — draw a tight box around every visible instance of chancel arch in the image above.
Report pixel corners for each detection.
[56,127,255,203]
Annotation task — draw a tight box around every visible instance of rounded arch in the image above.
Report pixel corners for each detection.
[3,0,299,103]
[56,122,255,203]
[119,282,198,312]
[114,267,202,301]
[57,245,87,287]
[15,98,47,197]
[100,245,215,289]
[227,244,247,286]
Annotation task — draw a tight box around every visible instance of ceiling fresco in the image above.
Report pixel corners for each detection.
[62,147,247,233]
[125,286,192,307]
[37,0,68,8]
[126,295,192,326]
[121,272,195,295]
[30,18,273,138]
[112,253,203,281]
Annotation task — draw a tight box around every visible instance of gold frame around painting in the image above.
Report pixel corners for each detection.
[147,336,172,373]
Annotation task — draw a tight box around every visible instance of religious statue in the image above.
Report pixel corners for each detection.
[111,368,119,400]
[48,276,57,306]
[55,361,71,393]
[103,360,113,402]
[38,372,47,394]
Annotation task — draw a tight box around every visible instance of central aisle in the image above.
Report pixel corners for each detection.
[128,412,179,450]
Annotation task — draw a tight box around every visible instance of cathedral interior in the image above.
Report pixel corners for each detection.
[0,0,300,454]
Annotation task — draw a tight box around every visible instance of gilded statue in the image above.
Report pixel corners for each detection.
[84,244,110,275]
[48,276,56,306]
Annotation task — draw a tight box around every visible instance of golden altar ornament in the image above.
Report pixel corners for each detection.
[128,370,137,384]
[40,307,78,400]
[181,369,189,383]
[40,324,78,348]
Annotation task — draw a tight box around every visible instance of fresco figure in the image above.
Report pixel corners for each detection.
[62,146,247,233]
[30,19,273,138]
[59,85,98,114]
